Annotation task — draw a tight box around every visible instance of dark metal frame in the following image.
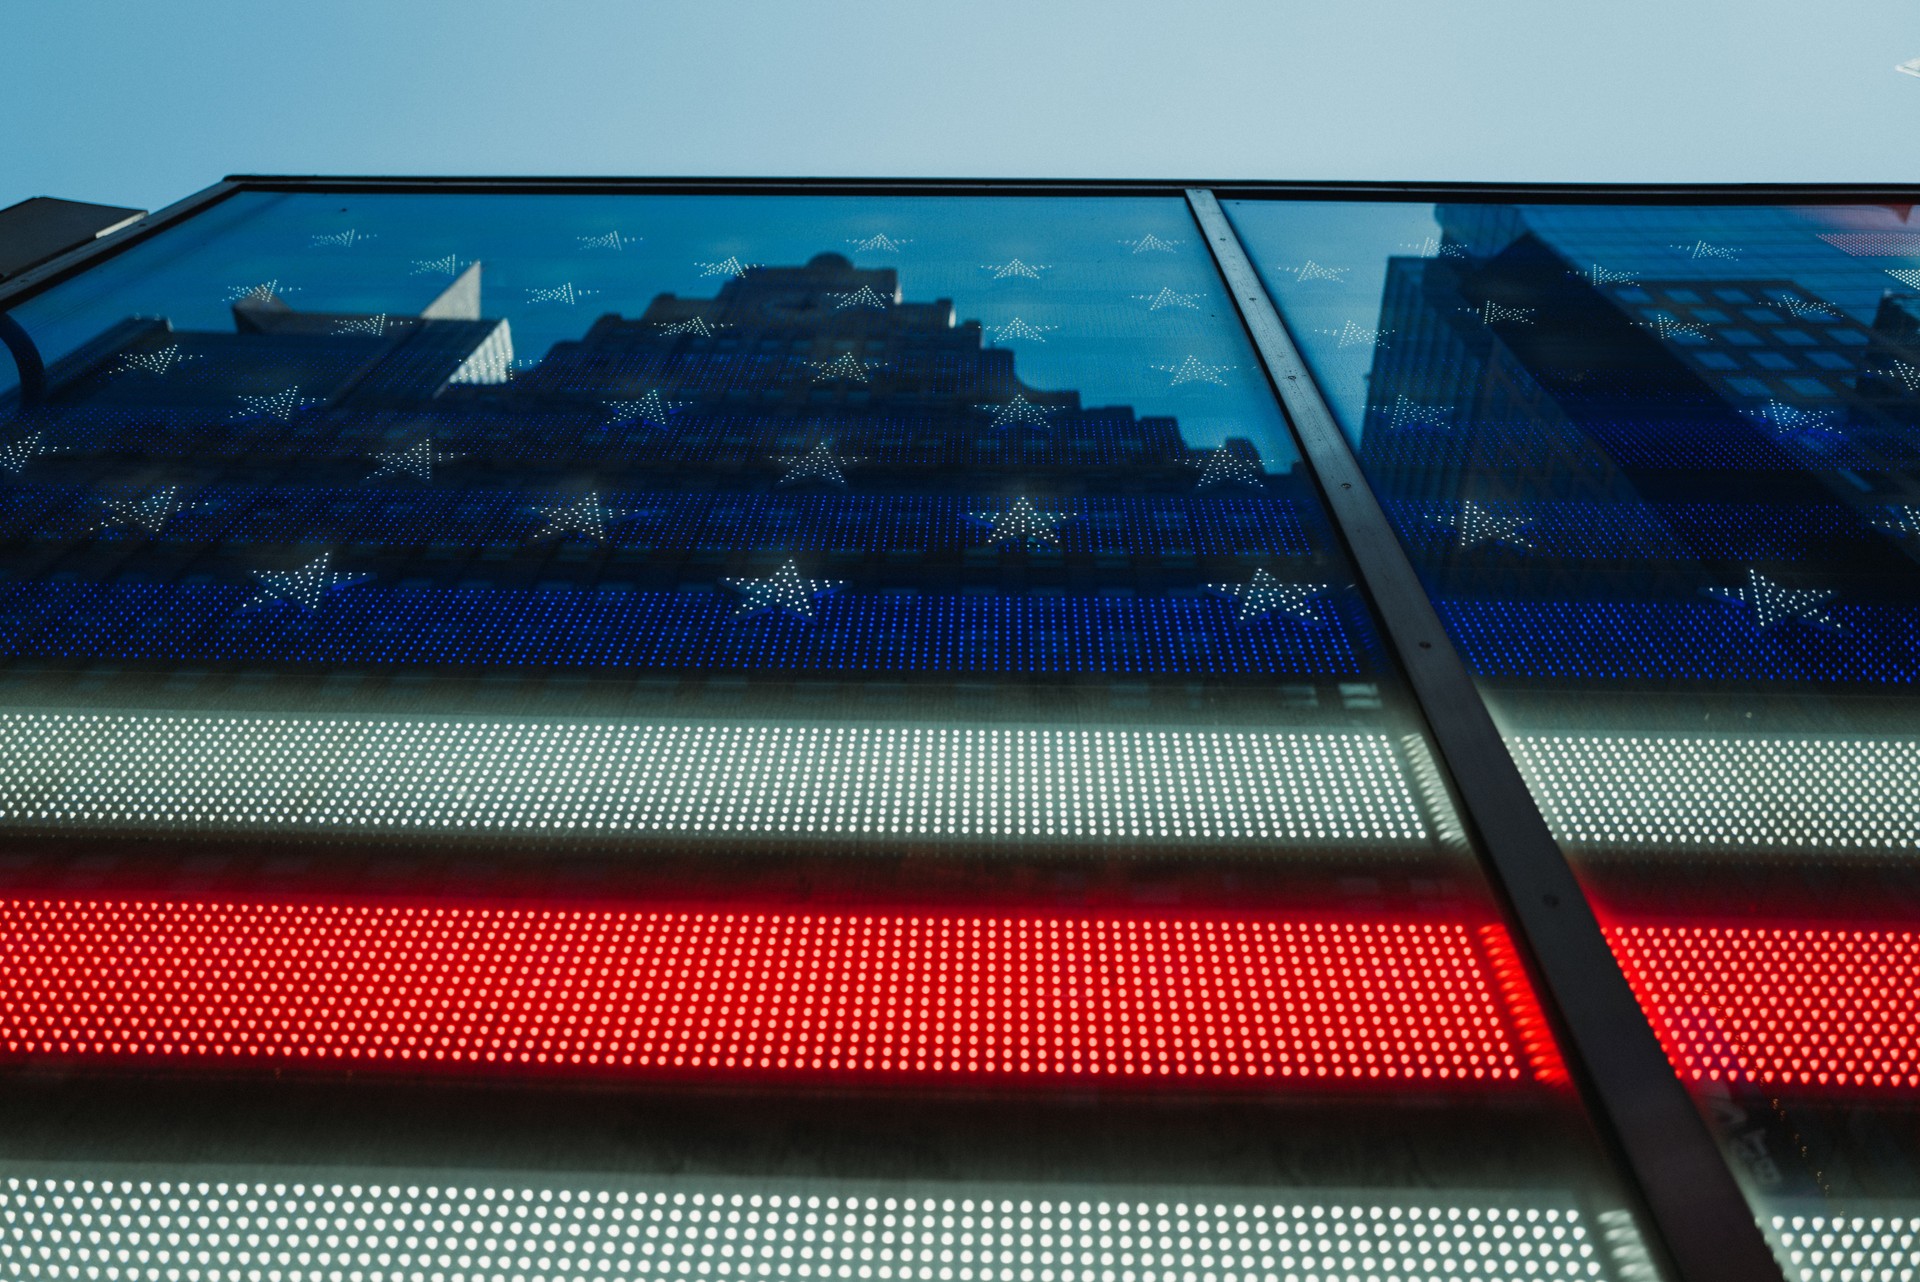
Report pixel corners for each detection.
[1186,189,1784,1282]
[14,170,1915,1282]
[3,171,1916,314]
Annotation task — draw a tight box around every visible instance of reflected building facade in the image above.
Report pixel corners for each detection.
[1354,205,1920,690]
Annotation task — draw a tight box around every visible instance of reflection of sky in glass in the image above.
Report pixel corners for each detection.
[9,191,1298,465]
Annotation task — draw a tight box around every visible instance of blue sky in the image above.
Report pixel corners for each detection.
[4,0,1917,214]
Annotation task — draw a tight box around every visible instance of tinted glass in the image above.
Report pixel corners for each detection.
[1234,196,1920,1277]
[0,191,1655,1277]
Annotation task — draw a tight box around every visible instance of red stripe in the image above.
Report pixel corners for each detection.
[1609,924,1920,1092]
[0,899,1545,1090]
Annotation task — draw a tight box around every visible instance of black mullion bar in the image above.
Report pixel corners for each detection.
[1182,188,1785,1282]
[0,181,243,315]
[225,173,1920,204]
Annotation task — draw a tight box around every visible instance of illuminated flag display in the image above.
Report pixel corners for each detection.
[0,898,1561,1091]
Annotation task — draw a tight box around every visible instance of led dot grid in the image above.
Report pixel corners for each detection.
[0,1176,1611,1282]
[0,486,1313,558]
[0,585,1367,676]
[0,901,1546,1087]
[1582,414,1851,473]
[1441,599,1920,685]
[0,715,1429,846]
[1387,499,1880,564]
[1816,230,1920,255]
[1511,735,1920,854]
[1354,417,1603,473]
[1609,924,1920,1091]
[621,409,1194,471]
[1773,1211,1920,1282]
[32,404,1197,472]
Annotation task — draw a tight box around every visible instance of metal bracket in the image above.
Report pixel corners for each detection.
[1184,188,1785,1282]
[0,182,242,315]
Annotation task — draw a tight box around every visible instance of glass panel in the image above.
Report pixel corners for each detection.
[0,191,1651,1272]
[1233,195,1920,1277]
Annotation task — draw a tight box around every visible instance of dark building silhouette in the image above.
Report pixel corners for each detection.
[1348,207,1920,688]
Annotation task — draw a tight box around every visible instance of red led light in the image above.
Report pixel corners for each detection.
[0,899,1547,1090]
[1610,924,1920,1091]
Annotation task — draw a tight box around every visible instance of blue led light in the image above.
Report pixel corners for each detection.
[0,583,1364,675]
[1389,499,1889,563]
[0,485,1313,557]
[29,405,1200,470]
[1441,599,1920,683]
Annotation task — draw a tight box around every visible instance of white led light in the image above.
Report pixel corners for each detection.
[0,1172,1610,1282]
[1511,734,1920,855]
[1772,1207,1920,1282]
[0,713,1429,847]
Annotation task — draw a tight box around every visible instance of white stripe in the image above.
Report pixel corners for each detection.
[1512,734,1920,854]
[1772,1206,1920,1282]
[0,713,1430,846]
[0,1173,1609,1282]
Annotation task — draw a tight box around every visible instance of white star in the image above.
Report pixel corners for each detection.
[1154,355,1233,386]
[808,352,876,383]
[1887,269,1920,290]
[847,233,909,253]
[1673,240,1739,260]
[1377,395,1453,432]
[1399,237,1469,259]
[1476,300,1537,325]
[1132,287,1201,311]
[696,256,758,278]
[578,232,636,250]
[830,285,893,310]
[1193,448,1263,489]
[1707,568,1841,631]
[985,317,1057,342]
[0,433,45,474]
[604,391,683,427]
[532,493,629,543]
[1209,568,1329,624]
[112,344,196,376]
[310,230,374,248]
[95,486,183,534]
[224,280,296,303]
[245,552,367,611]
[1321,321,1391,349]
[1293,260,1349,283]
[1878,360,1920,393]
[657,316,728,337]
[969,498,1072,546]
[1872,505,1920,540]
[525,282,596,305]
[1433,501,1533,550]
[1638,317,1710,342]
[1773,295,1842,321]
[1575,264,1638,286]
[977,393,1054,429]
[1120,234,1182,254]
[410,254,465,276]
[776,442,859,487]
[1753,400,1842,437]
[370,439,460,481]
[981,258,1048,280]
[333,314,389,337]
[725,560,841,621]
[231,389,319,421]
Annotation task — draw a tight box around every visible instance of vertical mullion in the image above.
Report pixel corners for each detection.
[1183,187,1784,1282]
